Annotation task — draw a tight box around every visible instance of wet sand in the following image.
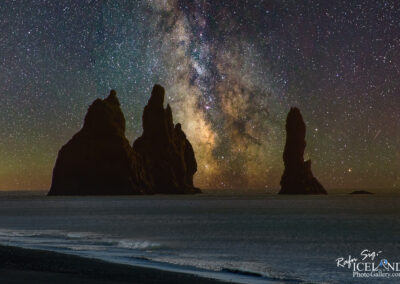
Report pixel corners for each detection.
[0,245,225,284]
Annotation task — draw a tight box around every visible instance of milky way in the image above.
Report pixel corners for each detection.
[0,0,399,191]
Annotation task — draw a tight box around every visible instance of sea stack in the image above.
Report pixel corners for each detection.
[279,107,327,194]
[133,84,200,194]
[48,90,148,195]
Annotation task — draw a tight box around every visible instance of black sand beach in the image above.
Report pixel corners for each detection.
[0,245,225,284]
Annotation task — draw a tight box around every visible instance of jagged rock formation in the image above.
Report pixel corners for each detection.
[48,86,200,196]
[48,90,149,195]
[133,84,200,194]
[279,107,327,194]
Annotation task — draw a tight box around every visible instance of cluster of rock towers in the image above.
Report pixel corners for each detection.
[48,85,326,195]
[48,85,200,195]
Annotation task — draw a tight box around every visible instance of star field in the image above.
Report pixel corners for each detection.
[0,0,399,191]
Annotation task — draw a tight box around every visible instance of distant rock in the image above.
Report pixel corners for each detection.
[279,107,327,194]
[349,190,373,194]
[133,84,200,194]
[48,90,149,195]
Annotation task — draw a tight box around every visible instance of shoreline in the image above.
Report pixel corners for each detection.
[0,244,227,284]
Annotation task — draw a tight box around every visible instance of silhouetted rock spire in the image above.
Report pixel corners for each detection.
[48,86,200,196]
[133,84,200,194]
[279,107,327,194]
[48,90,149,195]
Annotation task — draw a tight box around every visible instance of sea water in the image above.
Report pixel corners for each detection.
[0,192,399,283]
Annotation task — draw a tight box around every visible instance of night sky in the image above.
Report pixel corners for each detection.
[0,0,399,191]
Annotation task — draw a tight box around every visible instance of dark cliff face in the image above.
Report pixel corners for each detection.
[133,84,200,194]
[48,90,148,196]
[279,107,327,194]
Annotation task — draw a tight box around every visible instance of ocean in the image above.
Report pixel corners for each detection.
[0,192,399,283]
